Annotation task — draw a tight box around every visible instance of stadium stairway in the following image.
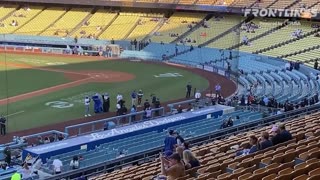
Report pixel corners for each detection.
[0,5,19,22]
[279,45,320,60]
[228,19,289,50]
[255,28,320,54]
[12,7,45,34]
[198,17,249,48]
[66,8,97,37]
[37,7,69,35]
[269,0,301,9]
[89,111,320,180]
[171,14,212,44]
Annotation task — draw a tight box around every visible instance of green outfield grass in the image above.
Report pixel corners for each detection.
[0,54,209,132]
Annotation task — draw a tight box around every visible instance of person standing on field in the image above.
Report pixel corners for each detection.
[186,82,192,98]
[84,97,91,117]
[137,89,144,107]
[0,115,6,136]
[131,90,137,106]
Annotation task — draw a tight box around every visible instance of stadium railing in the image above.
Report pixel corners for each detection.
[65,107,165,136]
[49,102,320,180]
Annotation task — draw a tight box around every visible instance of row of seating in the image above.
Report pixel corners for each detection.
[0,6,43,34]
[151,12,205,43]
[40,110,261,174]
[90,111,320,180]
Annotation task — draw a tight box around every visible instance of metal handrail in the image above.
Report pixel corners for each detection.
[64,107,165,136]
[49,103,320,180]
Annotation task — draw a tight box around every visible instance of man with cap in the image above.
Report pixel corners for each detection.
[160,153,185,180]
[163,130,177,157]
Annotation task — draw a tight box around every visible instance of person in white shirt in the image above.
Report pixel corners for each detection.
[285,62,291,70]
[195,91,201,101]
[19,163,33,179]
[69,156,79,170]
[52,159,63,174]
[116,93,123,103]
[84,96,91,117]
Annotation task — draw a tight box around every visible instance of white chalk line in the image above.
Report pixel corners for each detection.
[4,110,25,117]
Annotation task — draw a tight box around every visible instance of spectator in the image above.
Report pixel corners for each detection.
[44,137,50,144]
[154,98,161,116]
[131,90,137,106]
[116,102,121,116]
[144,99,150,110]
[144,107,152,119]
[269,125,283,145]
[195,90,201,101]
[131,105,137,121]
[4,146,11,165]
[137,90,144,107]
[176,146,184,159]
[174,132,185,146]
[236,135,258,156]
[70,156,79,170]
[220,117,233,129]
[10,172,21,180]
[164,130,177,156]
[36,136,44,145]
[49,134,55,142]
[258,132,273,150]
[57,134,64,141]
[278,124,292,142]
[52,159,63,174]
[19,163,32,180]
[183,150,200,170]
[215,84,221,96]
[160,153,185,180]
[177,105,183,113]
[104,121,109,131]
[314,60,318,70]
[183,142,190,151]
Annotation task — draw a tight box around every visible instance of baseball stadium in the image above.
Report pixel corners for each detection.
[0,0,319,179]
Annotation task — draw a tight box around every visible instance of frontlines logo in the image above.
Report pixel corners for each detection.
[243,8,318,18]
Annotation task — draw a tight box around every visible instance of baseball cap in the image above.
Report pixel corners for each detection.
[168,153,181,161]
[269,125,278,133]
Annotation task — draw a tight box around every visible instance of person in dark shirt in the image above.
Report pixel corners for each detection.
[49,134,55,142]
[186,82,192,98]
[258,131,273,150]
[144,99,150,110]
[183,150,200,170]
[164,130,177,157]
[220,117,233,129]
[278,124,292,142]
[270,125,284,145]
[4,146,11,165]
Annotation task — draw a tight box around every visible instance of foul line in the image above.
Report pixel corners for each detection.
[0,61,89,76]
[4,111,25,117]
[0,78,92,105]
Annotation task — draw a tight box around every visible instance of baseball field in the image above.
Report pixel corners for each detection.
[0,52,213,133]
